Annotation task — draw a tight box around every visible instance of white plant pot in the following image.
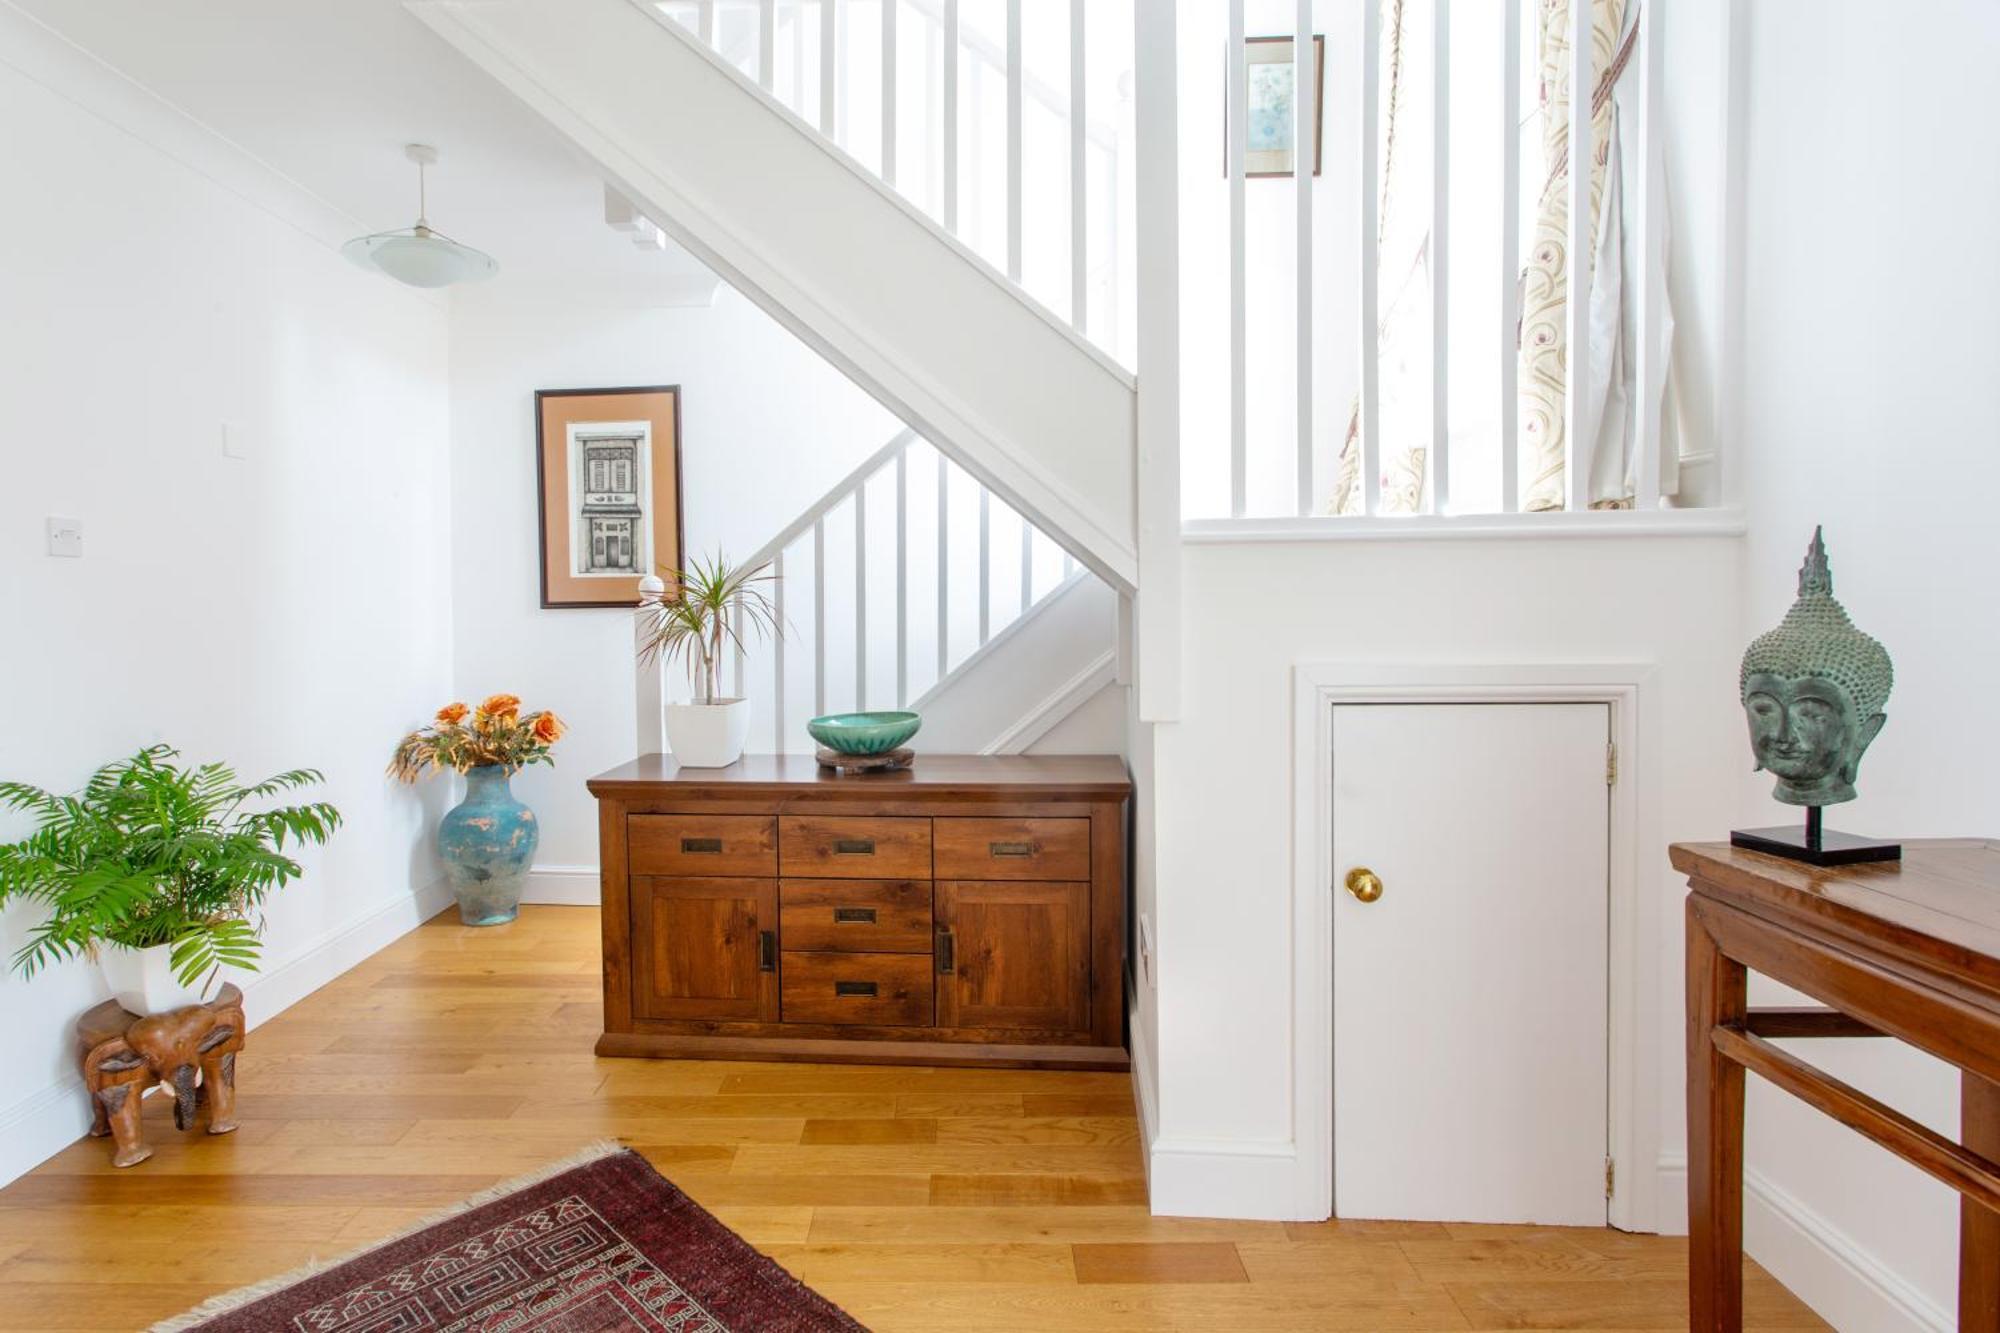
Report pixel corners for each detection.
[99,943,210,1015]
[665,698,752,768]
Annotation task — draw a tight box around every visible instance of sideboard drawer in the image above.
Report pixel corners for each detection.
[630,815,778,876]
[780,816,932,878]
[934,817,1090,880]
[781,951,934,1026]
[781,879,933,953]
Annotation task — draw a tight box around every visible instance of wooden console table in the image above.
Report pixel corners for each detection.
[1675,839,2000,1331]
[587,754,1131,1069]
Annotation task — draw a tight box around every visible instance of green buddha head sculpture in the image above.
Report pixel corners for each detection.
[1740,528,1893,808]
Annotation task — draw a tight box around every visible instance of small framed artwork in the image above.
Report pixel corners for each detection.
[1230,35,1327,178]
[534,385,684,609]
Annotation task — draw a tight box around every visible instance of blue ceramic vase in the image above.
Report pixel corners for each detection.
[437,765,538,926]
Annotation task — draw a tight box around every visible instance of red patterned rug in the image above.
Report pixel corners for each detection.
[152,1144,864,1332]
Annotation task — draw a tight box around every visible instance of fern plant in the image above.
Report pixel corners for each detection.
[0,745,342,991]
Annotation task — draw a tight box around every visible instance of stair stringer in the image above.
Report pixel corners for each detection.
[911,573,1122,755]
[407,0,1139,591]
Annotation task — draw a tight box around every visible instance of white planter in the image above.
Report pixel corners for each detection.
[100,943,210,1015]
[665,698,752,768]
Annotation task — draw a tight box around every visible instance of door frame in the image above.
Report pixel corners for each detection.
[1291,662,1660,1232]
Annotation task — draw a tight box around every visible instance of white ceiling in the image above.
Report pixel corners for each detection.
[17,0,718,298]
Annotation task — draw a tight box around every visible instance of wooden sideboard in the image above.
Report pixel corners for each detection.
[586,754,1132,1069]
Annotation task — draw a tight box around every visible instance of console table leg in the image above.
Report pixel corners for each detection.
[1688,901,1747,1332]
[1963,1072,2000,1329]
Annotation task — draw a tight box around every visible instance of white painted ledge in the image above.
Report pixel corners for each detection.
[1183,505,1747,544]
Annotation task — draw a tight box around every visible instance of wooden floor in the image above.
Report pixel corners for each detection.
[0,907,1824,1331]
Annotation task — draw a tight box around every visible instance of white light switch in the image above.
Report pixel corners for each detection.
[46,516,82,558]
[221,421,249,461]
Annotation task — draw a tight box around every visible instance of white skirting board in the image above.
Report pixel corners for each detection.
[1655,1154,1952,1332]
[521,865,603,906]
[0,876,454,1189]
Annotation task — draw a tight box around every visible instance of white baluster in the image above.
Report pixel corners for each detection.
[943,0,959,233]
[1227,0,1246,517]
[854,485,867,711]
[936,452,949,679]
[759,0,776,90]
[977,486,991,645]
[895,448,908,706]
[773,550,787,750]
[813,517,827,716]
[1069,0,1088,331]
[1500,0,1522,512]
[1633,3,1663,510]
[1006,0,1023,281]
[636,573,666,756]
[820,0,837,136]
[1018,512,1032,612]
[882,0,898,186]
[1564,0,1592,512]
[1359,0,1382,515]
[1431,0,1451,515]
[1294,0,1315,516]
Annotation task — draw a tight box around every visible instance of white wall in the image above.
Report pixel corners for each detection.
[0,14,454,1183]
[1726,3,2000,1326]
[1146,534,1743,1215]
[446,283,900,869]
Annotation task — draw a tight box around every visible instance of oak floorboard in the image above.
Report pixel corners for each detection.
[0,906,1828,1331]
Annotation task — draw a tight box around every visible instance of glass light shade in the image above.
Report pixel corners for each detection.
[341,226,498,288]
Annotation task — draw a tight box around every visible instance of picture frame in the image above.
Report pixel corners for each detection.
[534,385,684,609]
[1230,34,1327,179]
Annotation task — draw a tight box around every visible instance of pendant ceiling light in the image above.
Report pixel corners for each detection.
[342,144,498,288]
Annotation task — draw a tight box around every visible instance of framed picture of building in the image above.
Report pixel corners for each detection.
[534,386,683,608]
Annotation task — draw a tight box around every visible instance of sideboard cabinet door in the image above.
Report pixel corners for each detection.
[935,881,1091,1034]
[632,877,779,1022]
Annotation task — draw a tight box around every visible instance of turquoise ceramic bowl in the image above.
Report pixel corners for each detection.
[807,710,922,755]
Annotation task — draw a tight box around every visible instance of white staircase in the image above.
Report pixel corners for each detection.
[407,0,1139,589]
[678,430,1118,756]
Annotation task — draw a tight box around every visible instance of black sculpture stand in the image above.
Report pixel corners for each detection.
[1732,806,1901,867]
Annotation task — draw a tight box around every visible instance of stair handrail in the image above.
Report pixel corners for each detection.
[738,427,917,577]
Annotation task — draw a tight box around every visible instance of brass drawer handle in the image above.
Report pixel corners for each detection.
[834,980,878,998]
[989,841,1036,858]
[680,837,723,853]
[832,907,878,924]
[832,838,876,855]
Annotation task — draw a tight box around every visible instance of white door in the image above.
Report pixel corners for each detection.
[1332,702,1610,1225]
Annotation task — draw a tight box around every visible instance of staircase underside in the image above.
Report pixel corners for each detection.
[409,0,1138,590]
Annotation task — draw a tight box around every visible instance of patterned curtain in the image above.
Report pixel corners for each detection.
[1327,0,1679,516]
[1520,0,1632,511]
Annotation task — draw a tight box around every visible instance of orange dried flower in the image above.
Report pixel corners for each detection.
[435,702,470,726]
[531,712,566,744]
[477,693,522,724]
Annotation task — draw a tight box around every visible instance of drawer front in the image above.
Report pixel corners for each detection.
[781,951,934,1026]
[934,817,1090,881]
[780,816,932,878]
[629,815,777,877]
[781,879,933,953]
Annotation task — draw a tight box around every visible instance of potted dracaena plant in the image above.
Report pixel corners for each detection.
[390,695,566,926]
[0,745,341,1014]
[638,552,782,768]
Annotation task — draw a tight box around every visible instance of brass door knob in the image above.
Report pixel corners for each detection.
[1344,867,1384,903]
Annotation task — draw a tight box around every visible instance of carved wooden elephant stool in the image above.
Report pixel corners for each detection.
[77,983,245,1168]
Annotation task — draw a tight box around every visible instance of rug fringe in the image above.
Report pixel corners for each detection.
[147,1140,629,1332]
